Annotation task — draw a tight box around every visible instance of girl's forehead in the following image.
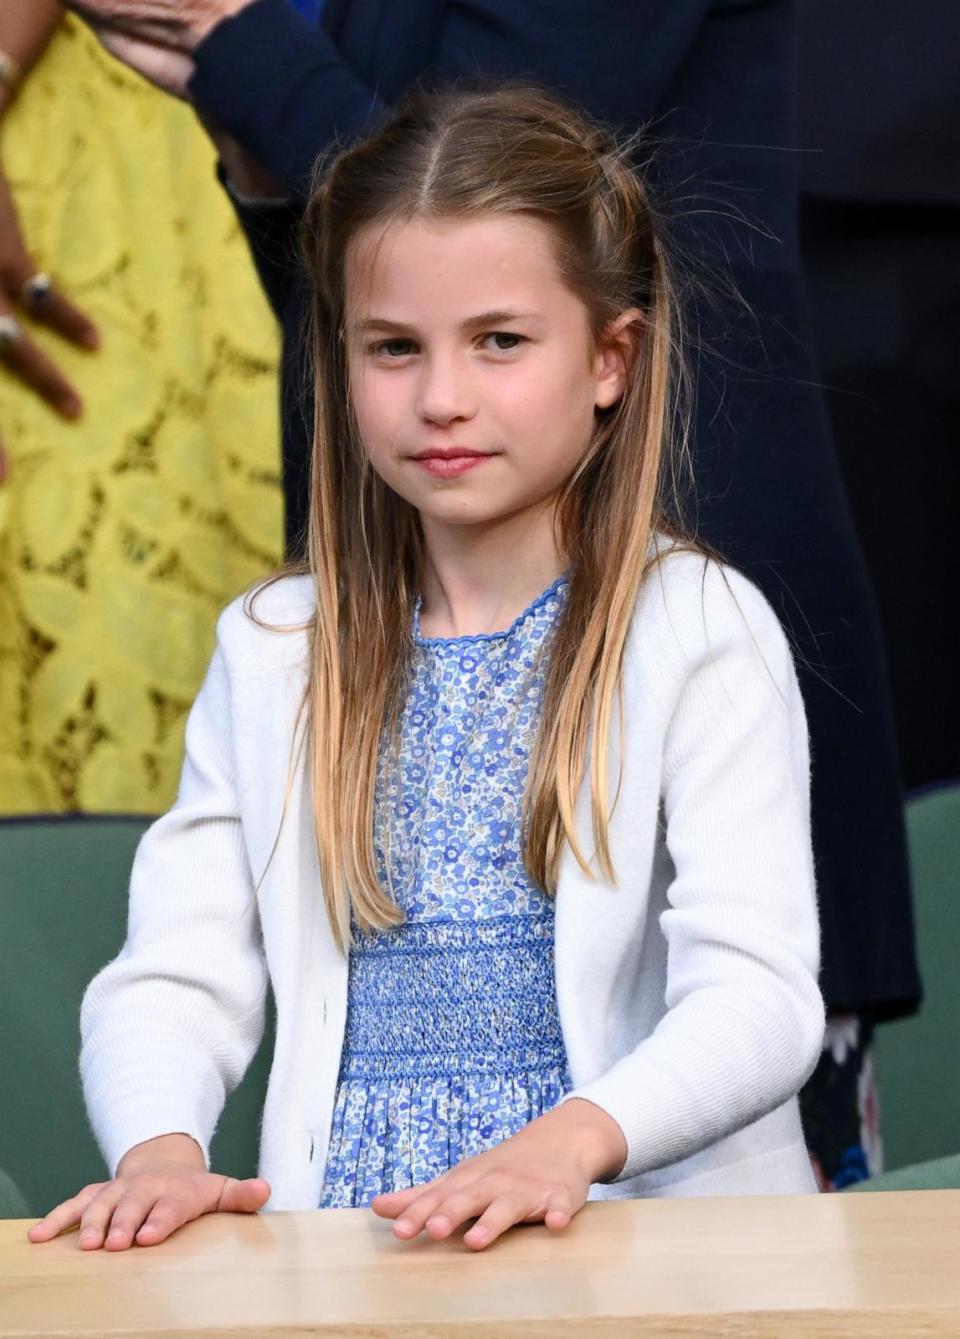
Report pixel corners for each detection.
[344,213,566,305]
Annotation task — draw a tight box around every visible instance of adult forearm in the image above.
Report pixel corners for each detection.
[190,0,386,199]
[0,0,63,117]
[199,113,286,200]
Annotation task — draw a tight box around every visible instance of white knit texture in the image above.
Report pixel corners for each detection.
[80,547,824,1203]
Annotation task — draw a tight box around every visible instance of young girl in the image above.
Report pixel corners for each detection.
[29,86,824,1254]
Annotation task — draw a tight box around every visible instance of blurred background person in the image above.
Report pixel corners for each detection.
[799,0,960,794]
[0,2,282,815]
[794,2,959,1187]
[59,0,921,1187]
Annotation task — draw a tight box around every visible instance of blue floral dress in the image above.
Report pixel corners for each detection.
[319,576,574,1208]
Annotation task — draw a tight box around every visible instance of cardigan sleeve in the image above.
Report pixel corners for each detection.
[79,633,269,1178]
[567,563,825,1182]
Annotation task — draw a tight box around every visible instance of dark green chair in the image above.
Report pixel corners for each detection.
[0,1167,30,1219]
[871,782,960,1172]
[0,815,273,1219]
[846,1153,960,1193]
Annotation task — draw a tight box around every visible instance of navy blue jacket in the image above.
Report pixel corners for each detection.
[190,0,920,1018]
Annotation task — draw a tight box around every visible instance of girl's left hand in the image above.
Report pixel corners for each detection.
[370,1098,627,1252]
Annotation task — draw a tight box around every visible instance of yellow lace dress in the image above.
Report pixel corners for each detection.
[0,17,283,814]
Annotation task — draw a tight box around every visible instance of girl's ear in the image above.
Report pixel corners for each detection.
[594,309,643,411]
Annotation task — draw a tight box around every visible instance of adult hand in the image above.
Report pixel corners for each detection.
[370,1097,628,1252]
[0,161,99,431]
[96,27,195,98]
[27,1134,271,1250]
[61,0,257,52]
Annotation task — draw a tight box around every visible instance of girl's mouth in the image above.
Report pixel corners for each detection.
[410,450,493,478]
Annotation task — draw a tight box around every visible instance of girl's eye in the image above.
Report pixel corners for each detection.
[482,332,524,353]
[374,338,417,358]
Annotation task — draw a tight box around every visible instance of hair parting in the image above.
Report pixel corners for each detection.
[252,84,704,953]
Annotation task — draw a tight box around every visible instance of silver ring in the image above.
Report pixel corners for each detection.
[0,314,24,352]
[0,51,21,92]
[21,272,54,312]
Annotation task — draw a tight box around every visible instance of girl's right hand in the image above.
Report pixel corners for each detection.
[27,1168,271,1250]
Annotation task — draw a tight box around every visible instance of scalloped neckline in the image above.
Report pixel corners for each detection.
[413,574,568,647]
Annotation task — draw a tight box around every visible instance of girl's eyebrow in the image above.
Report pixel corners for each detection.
[352,309,540,335]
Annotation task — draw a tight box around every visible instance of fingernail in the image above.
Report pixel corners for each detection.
[395,1218,413,1234]
[467,1227,489,1246]
[61,396,83,419]
[79,1230,98,1244]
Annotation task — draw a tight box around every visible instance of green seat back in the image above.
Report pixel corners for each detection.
[0,1166,30,1219]
[845,1152,960,1193]
[874,785,960,1169]
[0,816,273,1219]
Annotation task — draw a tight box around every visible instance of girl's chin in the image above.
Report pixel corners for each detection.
[381,473,557,530]
[415,497,555,535]
[411,494,518,527]
[417,505,509,529]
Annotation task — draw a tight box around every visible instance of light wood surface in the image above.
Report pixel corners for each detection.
[3,1190,960,1337]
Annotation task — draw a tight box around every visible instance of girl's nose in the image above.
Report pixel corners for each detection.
[416,353,476,426]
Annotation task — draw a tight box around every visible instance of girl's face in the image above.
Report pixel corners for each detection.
[343,214,630,537]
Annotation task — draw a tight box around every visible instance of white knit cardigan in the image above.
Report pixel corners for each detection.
[80,547,824,1208]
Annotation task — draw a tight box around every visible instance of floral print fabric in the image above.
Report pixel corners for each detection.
[320,576,574,1208]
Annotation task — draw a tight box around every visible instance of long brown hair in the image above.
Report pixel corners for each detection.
[259,85,697,953]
